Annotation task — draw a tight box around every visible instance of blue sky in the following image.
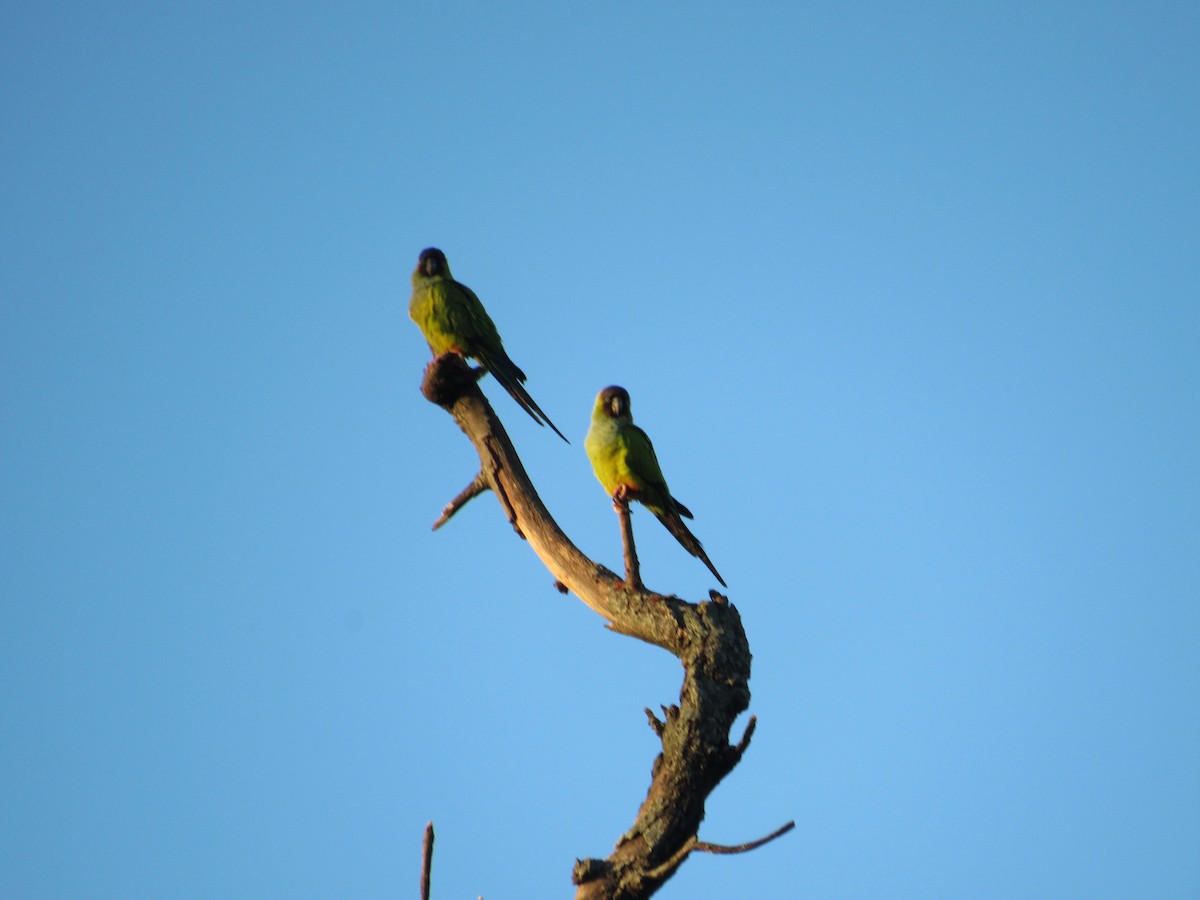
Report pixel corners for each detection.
[2,2,1198,897]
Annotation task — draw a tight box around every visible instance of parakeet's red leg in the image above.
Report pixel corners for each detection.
[613,484,648,505]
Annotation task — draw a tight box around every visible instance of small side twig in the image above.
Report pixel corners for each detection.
[420,822,434,900]
[695,820,795,855]
[644,820,794,882]
[613,490,642,589]
[734,715,757,756]
[432,471,490,530]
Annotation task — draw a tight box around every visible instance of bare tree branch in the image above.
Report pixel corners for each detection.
[432,472,489,530]
[419,354,773,899]
[420,822,434,900]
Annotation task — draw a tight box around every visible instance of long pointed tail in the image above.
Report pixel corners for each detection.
[478,350,569,443]
[655,510,727,587]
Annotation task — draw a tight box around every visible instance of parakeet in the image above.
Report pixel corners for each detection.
[409,247,567,442]
[585,385,727,587]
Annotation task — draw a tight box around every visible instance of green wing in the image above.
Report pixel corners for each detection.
[623,424,691,517]
[442,281,507,360]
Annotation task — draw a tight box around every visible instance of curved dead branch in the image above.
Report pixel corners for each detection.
[420,354,779,899]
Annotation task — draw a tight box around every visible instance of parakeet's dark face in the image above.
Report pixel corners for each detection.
[417,247,448,278]
[599,386,631,419]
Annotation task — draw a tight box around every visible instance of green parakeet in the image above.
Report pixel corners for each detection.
[409,247,567,442]
[585,385,727,587]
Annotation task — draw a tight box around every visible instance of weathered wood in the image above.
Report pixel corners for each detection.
[420,353,775,899]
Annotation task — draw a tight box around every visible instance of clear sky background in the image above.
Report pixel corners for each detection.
[2,2,1198,898]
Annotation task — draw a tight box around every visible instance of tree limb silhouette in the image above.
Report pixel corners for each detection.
[419,354,783,899]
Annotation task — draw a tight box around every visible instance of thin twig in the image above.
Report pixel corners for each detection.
[695,820,795,855]
[613,492,642,589]
[734,715,757,755]
[643,820,795,882]
[420,822,434,900]
[432,472,489,530]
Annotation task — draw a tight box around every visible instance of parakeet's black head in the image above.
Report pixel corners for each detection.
[596,385,631,420]
[416,247,449,278]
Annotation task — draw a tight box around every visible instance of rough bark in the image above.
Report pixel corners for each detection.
[420,355,759,899]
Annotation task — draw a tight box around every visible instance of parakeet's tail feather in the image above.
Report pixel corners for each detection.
[654,510,727,588]
[672,497,694,519]
[477,348,570,443]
